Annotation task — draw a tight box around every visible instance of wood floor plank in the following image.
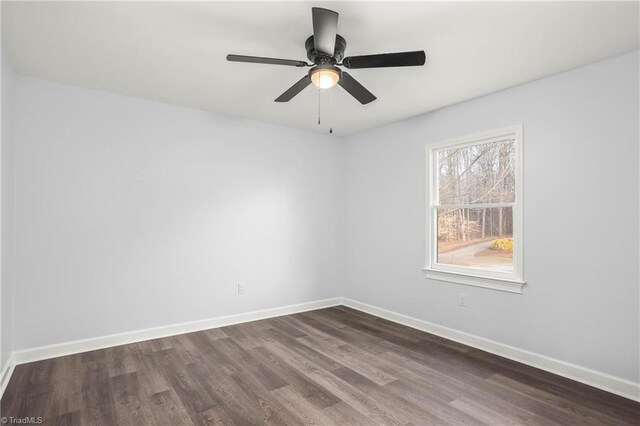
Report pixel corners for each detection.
[270,385,338,425]
[13,391,50,421]
[183,330,220,355]
[170,334,206,365]
[189,352,302,425]
[279,315,346,344]
[292,312,346,336]
[47,355,84,417]
[187,360,263,425]
[105,345,137,378]
[314,322,390,356]
[322,401,374,426]
[383,349,596,426]
[450,396,528,425]
[151,348,217,421]
[267,317,308,339]
[213,338,288,391]
[525,413,568,426]
[128,341,173,396]
[51,410,81,426]
[229,371,304,425]
[148,389,195,426]
[331,365,448,425]
[381,350,483,401]
[265,328,345,372]
[334,342,404,377]
[487,373,632,426]
[80,359,118,426]
[487,359,640,423]
[2,306,638,425]
[383,378,484,425]
[296,334,397,385]
[110,371,155,425]
[202,327,229,341]
[249,346,342,409]
[220,323,267,350]
[261,339,406,424]
[299,309,349,331]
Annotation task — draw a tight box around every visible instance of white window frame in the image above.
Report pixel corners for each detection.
[423,125,525,293]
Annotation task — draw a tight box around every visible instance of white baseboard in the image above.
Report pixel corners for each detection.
[3,296,638,403]
[341,298,640,402]
[0,353,16,399]
[11,297,342,367]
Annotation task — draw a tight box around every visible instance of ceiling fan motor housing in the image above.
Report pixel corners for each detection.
[305,35,347,63]
[227,7,425,104]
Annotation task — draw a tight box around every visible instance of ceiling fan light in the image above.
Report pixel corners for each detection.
[310,67,341,89]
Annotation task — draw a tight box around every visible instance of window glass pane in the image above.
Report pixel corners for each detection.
[436,207,513,272]
[437,139,515,205]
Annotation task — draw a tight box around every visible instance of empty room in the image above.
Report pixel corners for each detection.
[0,1,639,425]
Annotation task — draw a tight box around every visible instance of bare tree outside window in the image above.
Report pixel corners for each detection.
[435,139,516,272]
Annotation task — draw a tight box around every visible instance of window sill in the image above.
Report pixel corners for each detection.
[422,268,525,294]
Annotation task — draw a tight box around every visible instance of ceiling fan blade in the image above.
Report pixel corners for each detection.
[275,75,312,102]
[338,72,376,105]
[312,7,338,56]
[343,51,426,69]
[227,54,309,67]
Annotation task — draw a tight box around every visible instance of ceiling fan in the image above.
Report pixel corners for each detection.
[227,7,426,105]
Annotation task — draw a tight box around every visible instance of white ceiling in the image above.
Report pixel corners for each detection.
[2,1,639,137]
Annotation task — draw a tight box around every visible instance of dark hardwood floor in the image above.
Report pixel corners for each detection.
[2,306,639,425]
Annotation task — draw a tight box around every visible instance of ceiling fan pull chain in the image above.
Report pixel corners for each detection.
[329,88,333,134]
[318,87,321,125]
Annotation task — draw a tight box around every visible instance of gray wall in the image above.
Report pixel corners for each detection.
[1,50,15,368]
[12,77,345,350]
[344,50,639,383]
[4,49,638,388]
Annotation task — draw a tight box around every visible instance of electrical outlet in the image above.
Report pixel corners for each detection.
[237,283,245,295]
[458,293,466,307]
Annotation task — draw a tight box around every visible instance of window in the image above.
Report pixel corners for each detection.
[424,125,524,293]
